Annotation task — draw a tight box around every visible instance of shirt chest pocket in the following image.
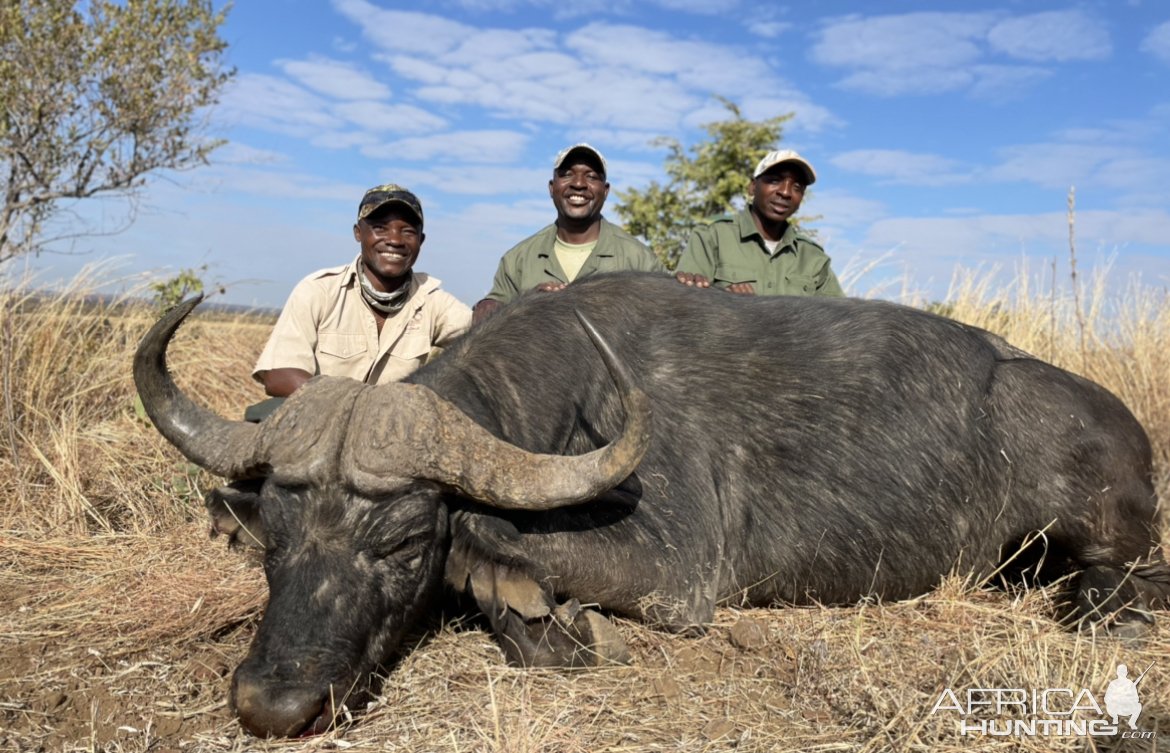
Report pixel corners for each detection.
[785,273,817,294]
[713,264,758,284]
[388,331,433,362]
[317,333,368,361]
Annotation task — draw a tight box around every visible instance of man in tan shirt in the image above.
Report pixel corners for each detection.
[250,184,471,417]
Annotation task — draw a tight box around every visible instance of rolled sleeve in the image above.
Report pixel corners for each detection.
[431,291,472,346]
[252,282,323,381]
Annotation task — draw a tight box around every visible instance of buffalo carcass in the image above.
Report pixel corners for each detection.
[134,272,1170,738]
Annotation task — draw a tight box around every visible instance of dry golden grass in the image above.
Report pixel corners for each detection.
[1,266,1168,752]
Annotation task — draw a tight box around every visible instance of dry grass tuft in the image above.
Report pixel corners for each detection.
[2,267,1169,752]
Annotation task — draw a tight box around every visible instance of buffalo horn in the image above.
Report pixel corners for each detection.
[133,296,262,479]
[383,310,652,509]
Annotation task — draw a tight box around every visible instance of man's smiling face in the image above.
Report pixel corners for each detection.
[353,206,424,289]
[549,153,609,224]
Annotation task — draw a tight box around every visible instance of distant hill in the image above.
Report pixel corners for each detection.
[9,290,280,319]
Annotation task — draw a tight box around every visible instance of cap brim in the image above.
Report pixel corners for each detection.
[756,160,815,185]
[359,198,423,224]
[555,147,606,176]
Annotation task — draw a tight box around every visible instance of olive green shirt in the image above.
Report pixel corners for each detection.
[677,208,844,297]
[485,217,667,304]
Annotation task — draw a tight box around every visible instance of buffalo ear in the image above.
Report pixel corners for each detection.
[204,480,267,550]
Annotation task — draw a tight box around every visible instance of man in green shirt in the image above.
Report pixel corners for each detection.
[472,143,667,324]
[675,149,844,297]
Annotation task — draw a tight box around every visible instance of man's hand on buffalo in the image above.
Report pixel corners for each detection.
[534,281,568,293]
[674,272,753,294]
[674,271,710,289]
[472,298,502,326]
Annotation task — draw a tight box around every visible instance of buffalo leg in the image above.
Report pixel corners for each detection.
[462,558,629,668]
[488,596,630,669]
[446,514,629,668]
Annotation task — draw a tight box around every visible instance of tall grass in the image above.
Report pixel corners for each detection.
[0,268,273,536]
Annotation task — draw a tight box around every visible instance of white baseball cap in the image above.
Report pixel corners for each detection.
[752,149,816,185]
[553,143,607,178]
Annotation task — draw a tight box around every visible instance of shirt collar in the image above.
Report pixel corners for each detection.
[345,255,425,298]
[736,208,799,254]
[540,217,613,257]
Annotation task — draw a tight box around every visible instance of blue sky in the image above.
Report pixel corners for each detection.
[34,0,1170,308]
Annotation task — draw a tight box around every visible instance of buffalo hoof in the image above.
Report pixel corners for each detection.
[1069,564,1156,640]
[579,609,631,666]
[497,600,630,668]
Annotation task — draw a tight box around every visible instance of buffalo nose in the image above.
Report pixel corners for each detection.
[231,668,325,738]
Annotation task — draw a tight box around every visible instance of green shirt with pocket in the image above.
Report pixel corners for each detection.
[485,217,667,304]
[677,208,843,297]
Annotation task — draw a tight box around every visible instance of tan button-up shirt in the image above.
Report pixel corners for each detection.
[253,259,472,385]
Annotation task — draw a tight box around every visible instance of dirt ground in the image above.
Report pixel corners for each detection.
[3,524,1167,753]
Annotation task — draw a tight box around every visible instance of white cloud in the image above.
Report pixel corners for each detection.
[1096,156,1170,193]
[986,11,1111,62]
[830,150,970,186]
[195,165,367,202]
[570,129,672,152]
[405,52,700,130]
[276,55,391,100]
[813,13,994,96]
[213,143,289,166]
[835,67,976,97]
[1141,20,1170,64]
[442,28,558,64]
[219,74,345,136]
[361,130,530,163]
[332,100,448,132]
[811,190,889,229]
[372,17,829,133]
[813,12,993,71]
[811,11,1105,99]
[861,210,1170,266]
[968,64,1053,101]
[652,0,740,14]
[331,0,474,55]
[747,20,791,38]
[308,131,380,150]
[386,165,550,196]
[984,143,1136,190]
[218,69,449,147]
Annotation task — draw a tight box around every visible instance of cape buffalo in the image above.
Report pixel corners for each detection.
[134,272,1169,738]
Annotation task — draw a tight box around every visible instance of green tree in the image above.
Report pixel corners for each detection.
[150,264,208,311]
[0,0,233,265]
[614,99,793,269]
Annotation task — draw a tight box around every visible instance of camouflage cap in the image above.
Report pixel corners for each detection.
[752,149,816,185]
[553,143,607,178]
[357,184,424,227]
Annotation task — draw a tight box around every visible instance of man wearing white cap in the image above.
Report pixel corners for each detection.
[675,149,843,297]
[472,143,666,324]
